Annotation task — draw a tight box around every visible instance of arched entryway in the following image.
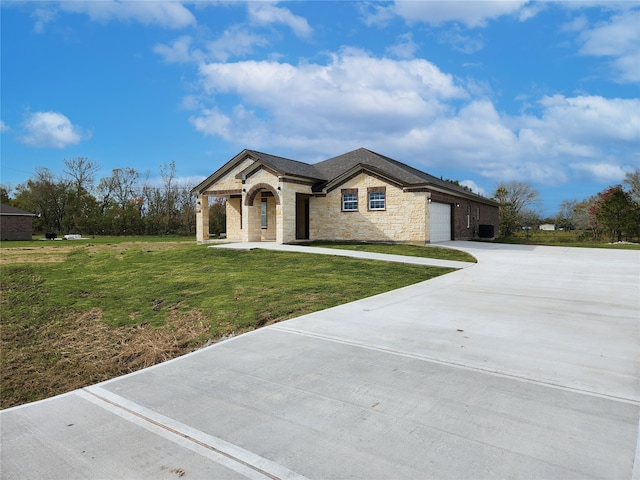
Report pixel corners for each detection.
[244,183,280,242]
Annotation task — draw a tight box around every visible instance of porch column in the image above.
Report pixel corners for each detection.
[243,202,262,242]
[196,195,209,243]
[280,185,297,244]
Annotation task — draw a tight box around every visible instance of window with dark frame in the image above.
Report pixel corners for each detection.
[341,189,358,211]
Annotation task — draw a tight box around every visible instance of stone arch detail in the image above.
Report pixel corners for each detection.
[244,183,281,206]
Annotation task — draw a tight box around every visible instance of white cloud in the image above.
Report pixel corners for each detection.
[359,3,397,27]
[59,0,196,29]
[386,32,419,59]
[180,95,203,111]
[532,95,640,145]
[393,0,531,27]
[206,25,270,62]
[193,49,467,144]
[439,27,485,54]
[187,48,637,188]
[247,2,312,38]
[0,121,10,133]
[32,7,57,33]
[460,179,486,196]
[569,162,631,183]
[576,9,640,83]
[155,27,270,64]
[19,111,88,148]
[154,36,201,63]
[190,108,233,139]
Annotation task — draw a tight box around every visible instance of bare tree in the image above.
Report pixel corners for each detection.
[556,199,578,230]
[63,157,100,197]
[623,168,640,204]
[493,181,541,237]
[98,167,140,210]
[160,161,179,232]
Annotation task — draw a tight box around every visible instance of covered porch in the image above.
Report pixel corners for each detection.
[196,183,302,244]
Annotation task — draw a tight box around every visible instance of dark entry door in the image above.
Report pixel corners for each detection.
[296,194,310,240]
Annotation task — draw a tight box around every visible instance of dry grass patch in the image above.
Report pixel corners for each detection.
[0,245,75,264]
[1,307,210,409]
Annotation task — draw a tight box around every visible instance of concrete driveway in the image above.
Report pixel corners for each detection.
[2,242,639,479]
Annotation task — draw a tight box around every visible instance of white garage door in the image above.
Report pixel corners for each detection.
[429,202,452,243]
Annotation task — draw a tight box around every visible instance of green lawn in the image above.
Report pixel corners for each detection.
[306,241,477,262]
[1,238,458,408]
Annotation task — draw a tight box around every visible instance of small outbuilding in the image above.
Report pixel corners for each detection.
[0,204,38,241]
[192,148,500,244]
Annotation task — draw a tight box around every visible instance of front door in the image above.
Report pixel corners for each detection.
[296,194,310,240]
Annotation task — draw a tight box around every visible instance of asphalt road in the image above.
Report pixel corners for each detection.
[1,241,638,479]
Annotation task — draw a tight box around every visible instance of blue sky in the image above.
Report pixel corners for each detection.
[1,1,639,216]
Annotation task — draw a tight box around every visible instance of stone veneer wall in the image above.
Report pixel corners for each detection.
[309,173,428,244]
[196,195,209,242]
[225,197,242,241]
[280,181,315,243]
[241,168,284,242]
[260,195,277,241]
[212,158,252,191]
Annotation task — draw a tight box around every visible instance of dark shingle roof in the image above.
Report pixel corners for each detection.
[247,150,324,180]
[312,148,495,203]
[0,204,36,216]
[194,147,497,205]
[314,148,432,185]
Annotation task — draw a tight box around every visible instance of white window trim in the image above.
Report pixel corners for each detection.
[368,191,386,211]
[342,193,358,211]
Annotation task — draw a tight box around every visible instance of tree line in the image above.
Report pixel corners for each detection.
[1,158,226,237]
[493,169,640,242]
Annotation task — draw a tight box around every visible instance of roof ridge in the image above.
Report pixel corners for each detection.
[247,149,327,180]
[362,148,440,181]
[247,149,314,167]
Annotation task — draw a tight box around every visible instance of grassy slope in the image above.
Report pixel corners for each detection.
[499,230,640,249]
[307,241,477,262]
[1,238,457,408]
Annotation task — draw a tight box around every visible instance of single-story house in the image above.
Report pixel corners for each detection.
[0,204,38,241]
[191,148,499,244]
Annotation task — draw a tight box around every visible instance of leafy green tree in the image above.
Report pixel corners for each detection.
[0,185,12,204]
[209,197,227,236]
[493,181,541,237]
[14,168,74,233]
[591,185,639,242]
[443,178,472,192]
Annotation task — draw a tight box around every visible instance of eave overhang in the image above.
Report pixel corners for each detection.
[190,149,256,195]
